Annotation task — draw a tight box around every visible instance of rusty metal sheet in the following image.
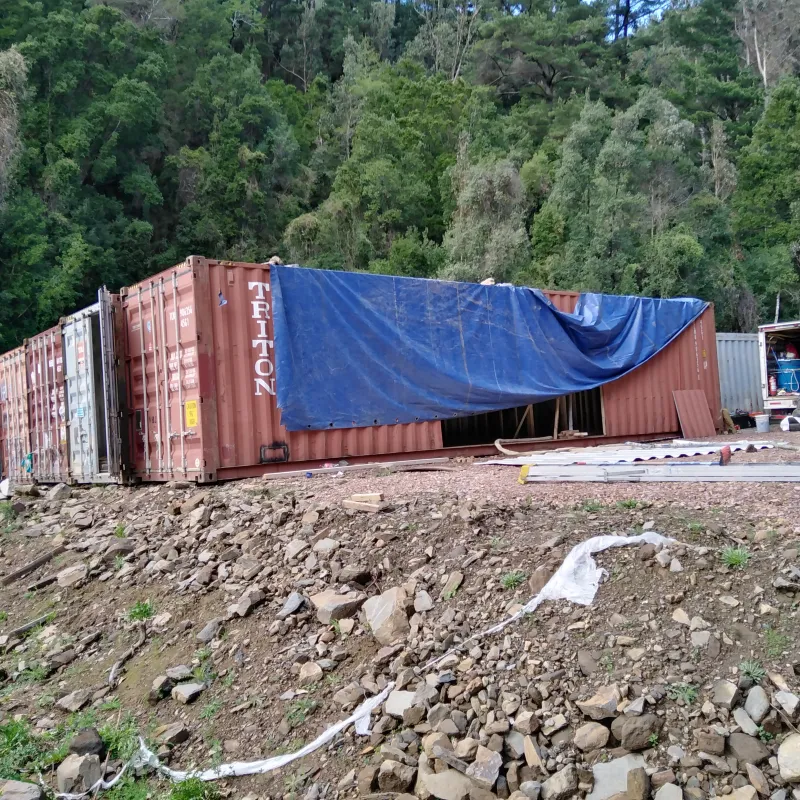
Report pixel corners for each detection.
[673,389,717,438]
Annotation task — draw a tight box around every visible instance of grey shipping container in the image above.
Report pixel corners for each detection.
[716,333,762,413]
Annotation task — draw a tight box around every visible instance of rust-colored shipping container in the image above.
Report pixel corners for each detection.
[0,347,30,483]
[25,326,69,484]
[530,290,722,441]
[120,257,443,482]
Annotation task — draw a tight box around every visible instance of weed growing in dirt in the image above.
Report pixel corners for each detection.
[0,720,47,779]
[599,654,613,674]
[19,663,48,684]
[104,775,151,800]
[757,726,774,742]
[127,600,154,621]
[170,777,220,800]
[617,499,639,509]
[113,555,126,571]
[200,700,222,720]
[100,697,122,711]
[284,771,307,798]
[765,627,790,657]
[490,536,507,550]
[721,546,750,569]
[114,524,126,537]
[286,698,316,728]
[688,522,704,533]
[0,610,7,622]
[443,587,458,600]
[221,673,235,689]
[647,733,659,747]
[579,500,604,512]
[193,648,217,685]
[668,683,698,704]
[500,571,526,590]
[739,659,766,683]
[37,694,55,709]
[0,502,19,535]
[331,620,342,636]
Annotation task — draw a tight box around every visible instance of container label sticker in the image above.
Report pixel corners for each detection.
[76,407,85,418]
[185,400,198,427]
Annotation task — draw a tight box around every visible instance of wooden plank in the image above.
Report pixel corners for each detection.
[673,390,716,438]
[350,493,384,503]
[261,457,449,481]
[342,499,384,513]
[0,545,66,587]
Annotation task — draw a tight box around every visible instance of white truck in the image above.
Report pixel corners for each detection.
[759,320,800,414]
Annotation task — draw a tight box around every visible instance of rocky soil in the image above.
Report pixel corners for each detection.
[3,432,800,800]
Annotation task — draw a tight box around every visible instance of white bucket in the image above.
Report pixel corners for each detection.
[755,414,770,433]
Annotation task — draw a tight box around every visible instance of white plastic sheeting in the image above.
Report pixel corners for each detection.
[56,531,673,798]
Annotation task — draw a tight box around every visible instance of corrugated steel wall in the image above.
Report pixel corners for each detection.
[602,306,721,436]
[204,259,442,479]
[716,333,762,413]
[26,327,69,483]
[0,347,30,483]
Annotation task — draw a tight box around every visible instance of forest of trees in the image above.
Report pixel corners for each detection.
[1,0,800,350]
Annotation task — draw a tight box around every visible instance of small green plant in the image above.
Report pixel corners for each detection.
[721,545,750,570]
[490,536,507,550]
[286,698,317,728]
[114,524,126,537]
[19,664,49,684]
[113,555,126,571]
[199,700,222,720]
[580,500,604,512]
[500,570,526,590]
[37,694,56,709]
[617,499,639,509]
[765,627,790,658]
[757,726,774,742]
[688,521,704,533]
[330,619,342,636]
[0,610,7,622]
[739,659,766,683]
[647,732,659,747]
[443,587,458,600]
[0,502,19,534]
[127,600,154,621]
[599,654,614,674]
[169,777,220,800]
[284,771,307,798]
[222,673,235,689]
[667,683,698,704]
[100,697,121,711]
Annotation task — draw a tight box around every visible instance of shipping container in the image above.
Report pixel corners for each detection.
[118,258,721,481]
[0,347,30,483]
[62,290,126,483]
[119,257,442,483]
[26,326,69,483]
[716,333,762,414]
[758,320,800,413]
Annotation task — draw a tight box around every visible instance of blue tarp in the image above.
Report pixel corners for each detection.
[271,267,708,431]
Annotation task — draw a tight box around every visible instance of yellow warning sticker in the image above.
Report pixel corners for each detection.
[185,400,198,428]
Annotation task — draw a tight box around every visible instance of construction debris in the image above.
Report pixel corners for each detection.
[519,463,800,483]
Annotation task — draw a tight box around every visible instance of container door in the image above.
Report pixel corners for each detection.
[99,288,123,480]
[63,307,100,482]
[0,349,30,483]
